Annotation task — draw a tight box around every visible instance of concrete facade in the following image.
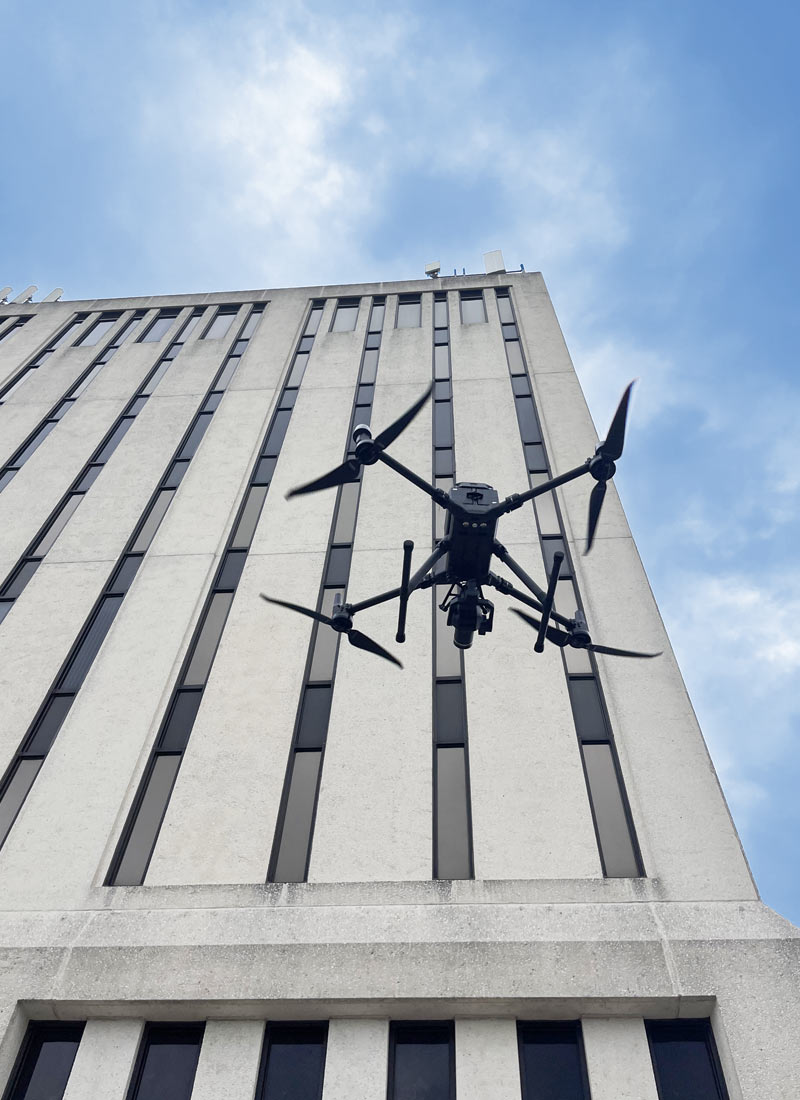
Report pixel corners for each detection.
[0,272,797,1097]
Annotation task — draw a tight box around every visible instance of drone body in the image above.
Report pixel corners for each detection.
[261,383,661,667]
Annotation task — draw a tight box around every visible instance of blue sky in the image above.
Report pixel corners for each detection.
[2,0,799,919]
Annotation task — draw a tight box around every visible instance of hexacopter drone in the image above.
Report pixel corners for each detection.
[261,383,660,667]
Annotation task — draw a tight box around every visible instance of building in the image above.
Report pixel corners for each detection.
[0,266,797,1098]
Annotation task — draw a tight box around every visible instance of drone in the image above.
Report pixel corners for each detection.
[261,382,661,668]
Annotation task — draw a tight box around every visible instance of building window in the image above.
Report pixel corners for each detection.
[126,1025,204,1100]
[331,298,360,332]
[0,316,32,343]
[396,295,422,328]
[646,1020,730,1100]
[2,1022,84,1100]
[388,1023,454,1100]
[459,290,486,324]
[202,306,238,340]
[140,310,180,342]
[255,1024,327,1100]
[76,313,121,346]
[517,1022,590,1100]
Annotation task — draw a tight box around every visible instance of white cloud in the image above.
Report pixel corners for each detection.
[662,569,800,831]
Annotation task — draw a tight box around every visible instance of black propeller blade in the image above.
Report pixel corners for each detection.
[286,385,433,499]
[510,607,660,660]
[586,480,607,553]
[260,594,402,668]
[601,380,633,461]
[374,384,433,449]
[585,381,634,553]
[286,457,360,499]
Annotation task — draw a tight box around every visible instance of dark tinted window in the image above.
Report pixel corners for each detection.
[582,743,641,877]
[270,751,321,882]
[518,1023,589,1100]
[647,1020,730,1100]
[141,312,179,342]
[460,293,486,324]
[296,686,333,749]
[58,595,123,692]
[434,681,466,745]
[567,679,606,740]
[24,695,74,755]
[389,1023,453,1100]
[111,755,181,886]
[256,1024,327,1100]
[2,1022,84,1100]
[332,301,359,332]
[435,746,472,879]
[397,298,421,328]
[128,1025,204,1100]
[159,690,203,751]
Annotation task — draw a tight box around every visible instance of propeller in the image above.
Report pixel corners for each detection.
[260,594,402,668]
[510,607,661,659]
[286,385,433,499]
[585,381,634,553]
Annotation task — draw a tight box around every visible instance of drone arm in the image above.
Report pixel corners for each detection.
[347,541,450,615]
[492,461,590,518]
[377,451,451,508]
[490,543,575,629]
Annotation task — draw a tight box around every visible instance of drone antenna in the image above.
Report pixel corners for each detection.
[534,552,563,653]
[395,540,414,643]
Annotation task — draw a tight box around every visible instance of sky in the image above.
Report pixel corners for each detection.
[2,0,799,920]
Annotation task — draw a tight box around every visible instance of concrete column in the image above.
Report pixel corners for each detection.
[322,1019,388,1100]
[455,1019,520,1100]
[190,1021,263,1100]
[581,1018,658,1100]
[62,1019,143,1100]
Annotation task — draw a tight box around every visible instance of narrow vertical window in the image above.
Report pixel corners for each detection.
[388,1023,454,1100]
[255,1024,327,1100]
[0,316,31,344]
[76,312,121,346]
[431,293,473,880]
[497,288,643,877]
[140,309,180,342]
[331,298,360,332]
[517,1022,590,1100]
[201,305,238,340]
[126,1025,204,1100]
[646,1020,730,1100]
[396,294,422,327]
[269,297,385,882]
[459,290,486,324]
[1,1022,84,1100]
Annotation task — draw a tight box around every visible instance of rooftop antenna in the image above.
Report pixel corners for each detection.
[0,287,11,304]
[42,288,64,303]
[12,285,36,304]
[425,263,441,279]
